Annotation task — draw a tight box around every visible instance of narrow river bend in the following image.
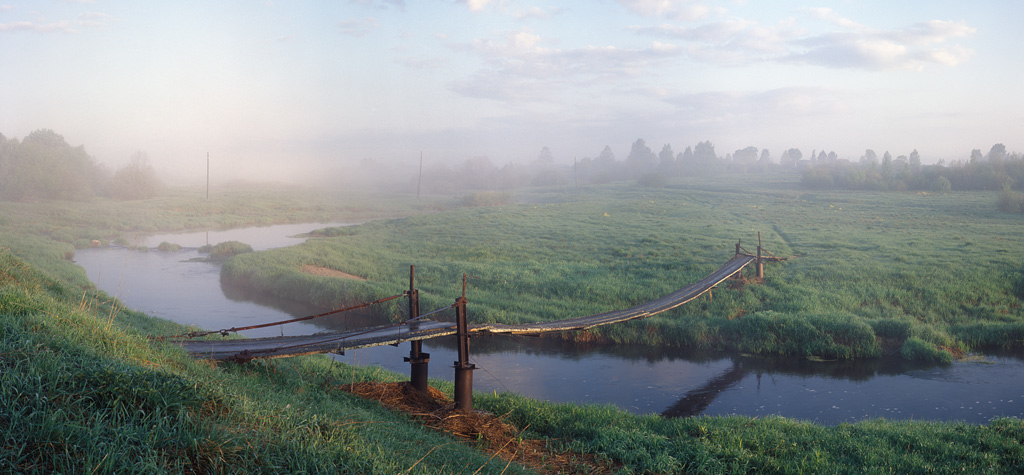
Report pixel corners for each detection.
[73,223,1024,425]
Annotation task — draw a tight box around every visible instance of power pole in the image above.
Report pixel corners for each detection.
[416,151,423,199]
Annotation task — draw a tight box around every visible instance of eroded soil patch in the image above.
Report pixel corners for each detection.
[336,382,619,475]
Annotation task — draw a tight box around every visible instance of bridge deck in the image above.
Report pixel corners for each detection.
[172,254,755,361]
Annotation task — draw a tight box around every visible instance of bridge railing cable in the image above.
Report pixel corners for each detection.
[225,301,459,361]
[152,293,406,341]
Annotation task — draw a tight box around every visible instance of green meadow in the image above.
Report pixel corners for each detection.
[223,176,1024,362]
[3,176,1024,473]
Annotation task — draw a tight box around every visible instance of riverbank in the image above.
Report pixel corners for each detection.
[221,180,1024,361]
[3,249,1023,473]
[3,181,1024,472]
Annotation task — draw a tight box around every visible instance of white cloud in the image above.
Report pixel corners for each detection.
[0,20,76,33]
[617,0,713,21]
[632,10,976,71]
[514,6,560,20]
[0,9,111,34]
[349,0,406,11]
[448,30,681,103]
[464,0,493,12]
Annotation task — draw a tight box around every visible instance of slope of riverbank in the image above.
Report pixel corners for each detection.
[3,181,1024,473]
[3,249,1023,473]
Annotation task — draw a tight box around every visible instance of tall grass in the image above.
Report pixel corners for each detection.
[477,390,1024,474]
[223,180,1024,360]
[2,179,1024,473]
[0,249,532,473]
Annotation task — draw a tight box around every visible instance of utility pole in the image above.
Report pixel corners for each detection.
[416,151,423,199]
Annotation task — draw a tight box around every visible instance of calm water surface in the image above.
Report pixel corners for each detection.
[74,223,1024,425]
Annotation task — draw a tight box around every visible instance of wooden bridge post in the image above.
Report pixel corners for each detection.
[453,275,475,412]
[756,232,764,279]
[404,266,430,393]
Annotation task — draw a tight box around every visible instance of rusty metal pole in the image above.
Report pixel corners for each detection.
[734,239,743,279]
[756,232,764,279]
[404,265,429,393]
[453,275,475,412]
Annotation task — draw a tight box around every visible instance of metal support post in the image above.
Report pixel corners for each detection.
[453,275,475,412]
[756,232,764,279]
[404,266,430,392]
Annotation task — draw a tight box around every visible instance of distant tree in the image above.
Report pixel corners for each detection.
[934,176,952,193]
[657,143,676,174]
[733,146,758,163]
[0,129,101,201]
[678,146,694,163]
[536,146,554,164]
[909,149,921,174]
[626,138,656,176]
[988,143,1007,162]
[827,151,837,161]
[759,149,771,163]
[779,148,801,167]
[862,149,878,166]
[110,151,162,200]
[970,149,983,163]
[658,143,675,164]
[881,151,893,182]
[693,141,717,162]
[817,150,828,162]
[595,145,616,165]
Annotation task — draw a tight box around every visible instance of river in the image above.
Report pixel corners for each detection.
[73,222,1024,425]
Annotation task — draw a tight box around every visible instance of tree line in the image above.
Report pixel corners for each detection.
[418,138,1021,197]
[0,129,161,201]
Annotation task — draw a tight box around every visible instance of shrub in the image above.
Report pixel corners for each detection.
[997,185,1024,213]
[900,337,953,363]
[869,318,912,340]
[637,173,668,188]
[156,241,182,252]
[209,241,253,259]
[308,226,356,238]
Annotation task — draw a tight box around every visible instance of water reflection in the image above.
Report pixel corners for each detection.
[73,222,1024,425]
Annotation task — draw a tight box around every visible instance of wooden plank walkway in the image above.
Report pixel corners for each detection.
[172,254,755,361]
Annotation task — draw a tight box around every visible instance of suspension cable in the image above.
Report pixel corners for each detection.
[152,293,406,341]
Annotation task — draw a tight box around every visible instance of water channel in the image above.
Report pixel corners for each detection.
[73,222,1024,425]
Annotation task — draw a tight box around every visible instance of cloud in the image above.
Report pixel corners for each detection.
[349,0,406,11]
[0,20,76,33]
[789,20,975,71]
[77,11,109,29]
[514,6,560,20]
[463,0,493,12]
[337,17,379,37]
[617,0,714,21]
[447,29,682,103]
[0,9,110,33]
[632,9,975,71]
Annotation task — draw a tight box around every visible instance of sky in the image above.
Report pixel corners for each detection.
[1,0,1022,183]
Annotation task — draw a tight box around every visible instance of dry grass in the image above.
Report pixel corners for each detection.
[337,382,620,475]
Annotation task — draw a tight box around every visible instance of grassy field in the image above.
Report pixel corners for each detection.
[3,176,1024,473]
[222,176,1024,361]
[3,245,1023,473]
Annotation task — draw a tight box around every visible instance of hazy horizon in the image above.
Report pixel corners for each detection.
[2,1,1022,184]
